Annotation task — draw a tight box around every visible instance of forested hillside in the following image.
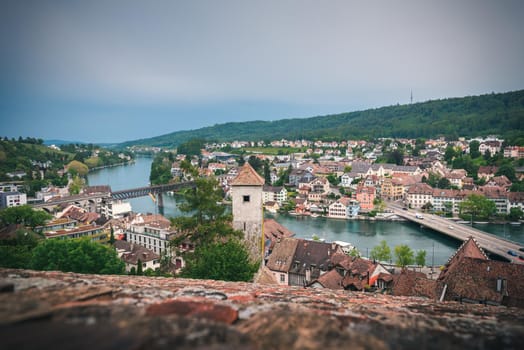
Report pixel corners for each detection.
[0,138,134,196]
[120,90,524,148]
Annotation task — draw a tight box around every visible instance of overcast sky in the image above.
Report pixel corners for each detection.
[1,0,523,143]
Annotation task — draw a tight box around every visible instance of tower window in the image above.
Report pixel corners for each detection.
[243,195,250,202]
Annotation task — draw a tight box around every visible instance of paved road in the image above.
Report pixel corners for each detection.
[386,201,524,265]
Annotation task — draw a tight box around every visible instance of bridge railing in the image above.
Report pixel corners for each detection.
[110,181,195,200]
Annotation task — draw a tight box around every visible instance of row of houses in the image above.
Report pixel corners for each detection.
[264,236,524,308]
[204,136,524,160]
[407,182,524,214]
[35,205,112,243]
[265,237,393,290]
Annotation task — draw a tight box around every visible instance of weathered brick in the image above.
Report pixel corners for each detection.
[146,299,238,324]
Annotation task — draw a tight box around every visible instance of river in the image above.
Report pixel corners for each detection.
[87,157,524,265]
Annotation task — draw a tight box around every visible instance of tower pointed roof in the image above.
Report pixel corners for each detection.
[231,163,265,186]
[445,236,489,268]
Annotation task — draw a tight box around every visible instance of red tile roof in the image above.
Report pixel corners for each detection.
[391,269,435,298]
[314,269,343,289]
[266,237,299,273]
[231,163,265,186]
[437,257,524,307]
[264,219,294,250]
[444,236,488,267]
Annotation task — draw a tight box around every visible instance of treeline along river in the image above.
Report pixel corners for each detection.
[88,157,524,266]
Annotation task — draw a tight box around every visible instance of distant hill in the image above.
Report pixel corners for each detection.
[44,140,120,148]
[43,139,86,146]
[119,90,524,148]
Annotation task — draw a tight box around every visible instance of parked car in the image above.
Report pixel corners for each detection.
[519,255,524,261]
[507,250,518,257]
[519,247,524,252]
[448,225,454,229]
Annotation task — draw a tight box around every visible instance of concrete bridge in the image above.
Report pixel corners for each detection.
[386,202,524,264]
[32,182,194,212]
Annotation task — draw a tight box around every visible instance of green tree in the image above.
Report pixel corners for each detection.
[136,258,143,275]
[348,248,361,258]
[444,146,459,163]
[149,154,173,185]
[421,201,433,212]
[84,156,101,168]
[181,239,258,281]
[109,225,115,245]
[0,205,51,229]
[248,155,263,173]
[443,201,453,216]
[370,240,392,262]
[508,207,523,221]
[469,140,481,159]
[437,177,452,189]
[423,172,439,187]
[0,230,41,269]
[415,250,427,269]
[452,155,478,179]
[68,175,84,195]
[496,163,516,182]
[394,244,415,267]
[459,194,496,221]
[263,161,271,184]
[510,181,524,192]
[177,138,205,156]
[66,160,89,176]
[171,166,240,247]
[385,149,404,165]
[326,173,339,186]
[483,149,492,161]
[275,165,292,186]
[30,238,125,274]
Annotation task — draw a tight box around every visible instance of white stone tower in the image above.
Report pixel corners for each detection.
[231,163,265,263]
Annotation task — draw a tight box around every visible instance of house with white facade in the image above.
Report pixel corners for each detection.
[445,171,467,189]
[340,173,356,188]
[431,189,462,214]
[508,192,524,213]
[328,197,359,219]
[126,215,175,256]
[115,240,160,273]
[504,146,524,159]
[406,183,434,209]
[101,200,132,219]
[0,191,27,208]
[262,185,288,204]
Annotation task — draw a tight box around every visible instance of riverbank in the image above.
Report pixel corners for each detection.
[88,160,135,172]
[287,211,407,222]
[87,157,524,266]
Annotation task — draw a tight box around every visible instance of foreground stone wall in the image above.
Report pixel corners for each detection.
[1,268,523,350]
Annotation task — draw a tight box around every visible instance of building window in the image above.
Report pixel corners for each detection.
[280,274,285,283]
[243,195,250,202]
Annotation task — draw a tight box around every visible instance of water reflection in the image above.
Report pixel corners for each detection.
[87,157,524,266]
